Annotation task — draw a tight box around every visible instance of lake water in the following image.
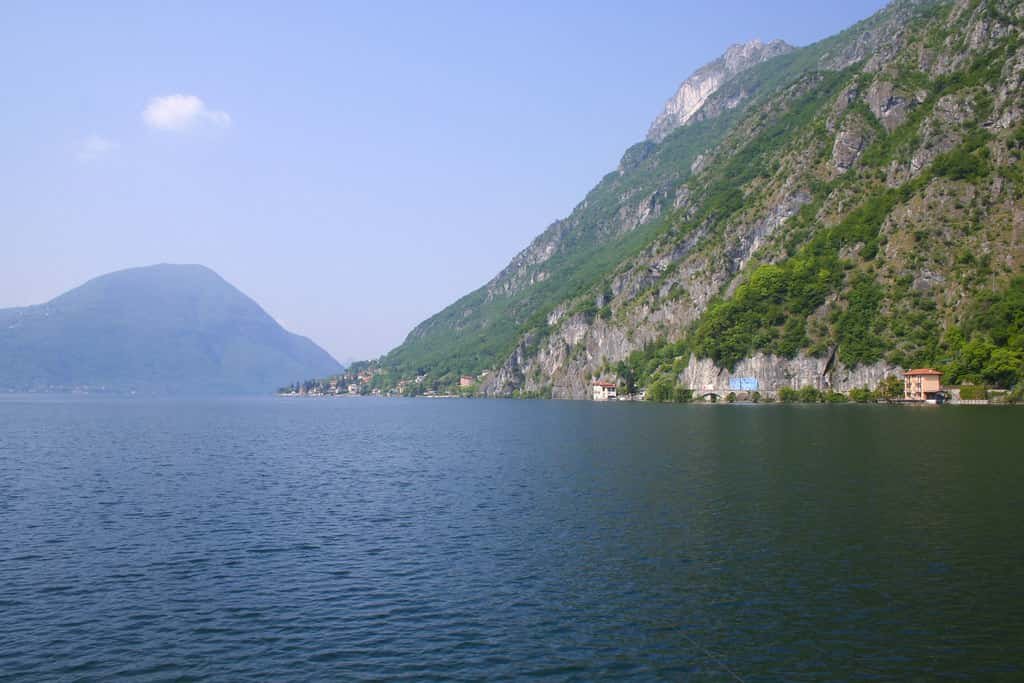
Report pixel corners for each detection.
[1,397,1022,680]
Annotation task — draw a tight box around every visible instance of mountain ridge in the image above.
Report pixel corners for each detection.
[647,38,796,143]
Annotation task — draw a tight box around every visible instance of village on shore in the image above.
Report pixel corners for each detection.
[589,368,1014,405]
[280,364,1018,406]
[278,365,485,400]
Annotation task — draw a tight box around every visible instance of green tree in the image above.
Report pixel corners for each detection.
[982,347,1023,388]
[878,375,904,402]
[778,386,798,402]
[647,377,673,402]
[797,385,823,403]
[848,386,874,402]
[673,387,694,403]
[615,361,637,394]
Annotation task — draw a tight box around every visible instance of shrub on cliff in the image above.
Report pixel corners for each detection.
[673,387,694,403]
[848,386,875,402]
[798,386,824,403]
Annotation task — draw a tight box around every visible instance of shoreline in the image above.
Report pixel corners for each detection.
[275,392,1019,406]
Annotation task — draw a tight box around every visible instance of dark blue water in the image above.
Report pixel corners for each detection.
[2,397,1023,680]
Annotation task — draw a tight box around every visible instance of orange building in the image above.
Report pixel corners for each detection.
[459,375,475,388]
[904,368,942,402]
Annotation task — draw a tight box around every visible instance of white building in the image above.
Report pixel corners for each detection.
[592,381,617,401]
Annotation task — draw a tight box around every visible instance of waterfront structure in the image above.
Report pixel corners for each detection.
[459,375,475,388]
[592,381,617,401]
[904,368,942,402]
[729,377,759,392]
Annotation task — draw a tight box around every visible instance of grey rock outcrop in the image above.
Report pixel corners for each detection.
[832,126,869,173]
[676,353,900,396]
[647,39,795,142]
[866,81,912,132]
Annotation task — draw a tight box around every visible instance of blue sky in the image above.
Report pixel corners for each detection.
[1,1,887,361]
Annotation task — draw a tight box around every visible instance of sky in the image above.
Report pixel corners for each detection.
[1,0,888,362]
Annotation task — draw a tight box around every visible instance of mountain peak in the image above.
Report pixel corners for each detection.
[647,38,795,142]
[0,264,341,394]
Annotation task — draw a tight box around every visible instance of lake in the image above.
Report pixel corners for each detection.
[1,396,1022,680]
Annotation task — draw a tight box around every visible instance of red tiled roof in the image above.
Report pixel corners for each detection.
[593,381,617,388]
[904,368,942,376]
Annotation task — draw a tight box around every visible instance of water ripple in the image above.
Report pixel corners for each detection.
[1,396,1022,680]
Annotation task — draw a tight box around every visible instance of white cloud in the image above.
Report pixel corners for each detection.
[142,94,231,131]
[77,135,119,162]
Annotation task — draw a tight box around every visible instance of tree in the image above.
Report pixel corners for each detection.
[797,385,823,403]
[673,387,694,403]
[615,361,637,395]
[848,386,874,402]
[647,378,673,402]
[982,347,1023,388]
[878,375,903,402]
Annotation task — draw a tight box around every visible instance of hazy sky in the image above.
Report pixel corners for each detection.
[2,1,887,361]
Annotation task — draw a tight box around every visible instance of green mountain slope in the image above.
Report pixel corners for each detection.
[369,0,1024,398]
[0,264,341,394]
[382,102,740,381]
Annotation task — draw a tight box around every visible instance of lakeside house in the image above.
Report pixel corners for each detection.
[592,381,617,401]
[459,375,475,388]
[904,368,943,402]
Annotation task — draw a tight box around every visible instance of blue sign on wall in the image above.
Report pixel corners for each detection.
[729,377,759,391]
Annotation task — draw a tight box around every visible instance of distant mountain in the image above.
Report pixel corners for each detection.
[0,264,341,394]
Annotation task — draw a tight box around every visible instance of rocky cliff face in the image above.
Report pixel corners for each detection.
[647,39,795,143]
